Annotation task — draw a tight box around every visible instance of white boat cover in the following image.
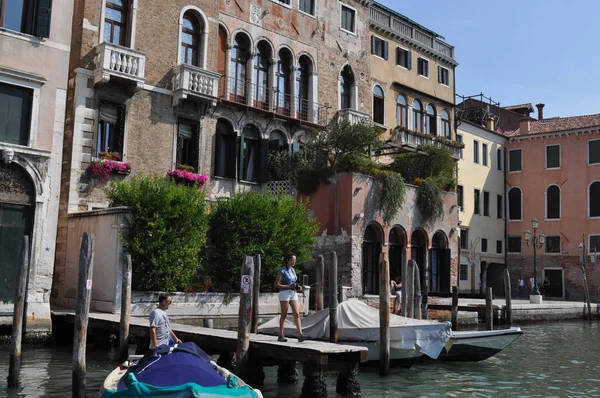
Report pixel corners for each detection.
[258,300,452,359]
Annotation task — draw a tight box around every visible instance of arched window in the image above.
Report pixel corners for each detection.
[340,65,354,110]
[180,12,202,66]
[229,33,250,103]
[104,0,128,45]
[214,119,236,179]
[590,181,600,218]
[508,187,522,220]
[441,110,450,138]
[296,55,312,121]
[396,95,407,128]
[240,125,261,182]
[372,85,385,125]
[546,185,561,219]
[426,104,437,135]
[412,99,423,132]
[275,49,293,116]
[253,41,271,110]
[269,130,287,152]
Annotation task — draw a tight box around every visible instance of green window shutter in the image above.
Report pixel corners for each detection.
[438,66,442,83]
[259,139,269,183]
[35,0,53,38]
[214,132,222,177]
[406,51,412,70]
[0,84,31,145]
[371,36,376,55]
[383,41,389,60]
[238,135,245,180]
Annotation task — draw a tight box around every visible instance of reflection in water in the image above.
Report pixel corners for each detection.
[0,322,599,397]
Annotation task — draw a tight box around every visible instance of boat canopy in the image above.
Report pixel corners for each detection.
[259,300,452,359]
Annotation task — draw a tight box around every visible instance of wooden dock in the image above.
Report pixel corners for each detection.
[52,309,368,397]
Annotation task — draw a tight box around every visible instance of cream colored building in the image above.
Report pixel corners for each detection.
[0,1,73,333]
[456,117,507,294]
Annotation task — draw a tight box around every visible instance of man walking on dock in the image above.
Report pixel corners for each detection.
[150,294,182,348]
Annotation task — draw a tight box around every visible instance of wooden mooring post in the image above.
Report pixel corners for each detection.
[118,254,132,362]
[451,286,459,330]
[378,253,390,375]
[485,287,493,331]
[329,251,338,343]
[251,254,261,333]
[405,260,415,318]
[413,263,421,320]
[504,269,512,326]
[73,232,95,398]
[315,255,325,311]
[236,256,254,381]
[401,257,408,317]
[8,235,29,388]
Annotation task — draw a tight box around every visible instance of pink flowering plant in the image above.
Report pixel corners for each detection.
[87,159,132,178]
[167,169,208,187]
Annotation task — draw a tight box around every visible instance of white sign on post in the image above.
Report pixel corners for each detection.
[241,275,251,294]
[86,279,93,290]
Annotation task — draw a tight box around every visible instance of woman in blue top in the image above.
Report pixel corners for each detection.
[274,252,309,342]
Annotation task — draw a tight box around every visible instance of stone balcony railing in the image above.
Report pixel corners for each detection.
[93,42,146,91]
[172,64,221,107]
[336,109,371,125]
[394,128,463,159]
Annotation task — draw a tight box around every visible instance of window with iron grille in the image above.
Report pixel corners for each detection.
[459,264,469,281]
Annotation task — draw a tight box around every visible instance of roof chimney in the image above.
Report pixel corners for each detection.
[520,116,530,134]
[536,103,545,121]
[486,115,495,131]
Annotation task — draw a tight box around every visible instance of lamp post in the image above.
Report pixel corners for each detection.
[524,218,545,299]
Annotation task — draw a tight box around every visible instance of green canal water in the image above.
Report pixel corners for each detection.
[0,321,599,397]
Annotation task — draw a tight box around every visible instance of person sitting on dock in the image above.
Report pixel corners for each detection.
[149,294,182,349]
[275,253,309,343]
[391,277,402,314]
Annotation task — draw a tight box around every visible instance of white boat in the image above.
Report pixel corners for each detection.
[258,300,452,368]
[433,327,523,362]
[99,342,263,397]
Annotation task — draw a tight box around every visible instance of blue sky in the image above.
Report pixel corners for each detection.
[376,0,600,118]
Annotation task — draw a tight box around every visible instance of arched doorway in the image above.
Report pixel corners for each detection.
[410,230,427,287]
[389,226,406,282]
[430,231,451,293]
[362,224,382,295]
[0,164,35,301]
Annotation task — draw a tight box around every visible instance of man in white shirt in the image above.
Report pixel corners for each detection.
[149,294,182,349]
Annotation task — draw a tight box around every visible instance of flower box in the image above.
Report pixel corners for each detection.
[167,169,208,187]
[87,159,132,178]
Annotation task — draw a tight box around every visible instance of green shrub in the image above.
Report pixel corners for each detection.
[391,144,456,190]
[376,171,406,224]
[268,151,304,182]
[205,192,318,291]
[417,179,444,222]
[104,175,209,291]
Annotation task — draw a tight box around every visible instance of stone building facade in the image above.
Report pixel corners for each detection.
[505,113,600,301]
[0,0,73,332]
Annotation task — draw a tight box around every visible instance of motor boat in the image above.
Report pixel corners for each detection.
[259,300,452,368]
[433,327,523,361]
[99,342,263,397]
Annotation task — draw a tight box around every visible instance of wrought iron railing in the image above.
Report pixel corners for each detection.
[394,129,461,159]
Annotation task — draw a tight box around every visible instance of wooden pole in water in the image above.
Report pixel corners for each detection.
[451,286,459,331]
[504,269,512,327]
[405,260,415,319]
[485,287,493,331]
[118,254,132,362]
[8,235,29,388]
[414,263,422,319]
[316,255,324,311]
[378,252,390,375]
[73,232,95,398]
[236,256,254,380]
[251,254,261,333]
[401,253,408,317]
[329,251,338,343]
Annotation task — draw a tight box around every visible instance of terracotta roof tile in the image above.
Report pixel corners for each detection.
[508,113,600,137]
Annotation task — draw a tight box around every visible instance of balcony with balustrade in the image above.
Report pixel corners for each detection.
[370,4,456,64]
[335,109,371,125]
[93,42,146,91]
[172,64,221,107]
[390,128,463,159]
[218,76,329,127]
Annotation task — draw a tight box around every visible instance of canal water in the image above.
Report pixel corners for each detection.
[0,321,599,397]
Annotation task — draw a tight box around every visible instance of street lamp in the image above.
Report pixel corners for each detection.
[524,218,545,298]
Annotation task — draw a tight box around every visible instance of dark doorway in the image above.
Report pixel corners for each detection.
[389,226,406,283]
[363,224,382,295]
[410,230,427,288]
[486,263,505,297]
[430,231,450,293]
[544,269,563,299]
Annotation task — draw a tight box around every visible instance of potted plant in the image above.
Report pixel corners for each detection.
[167,166,208,187]
[87,159,132,178]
